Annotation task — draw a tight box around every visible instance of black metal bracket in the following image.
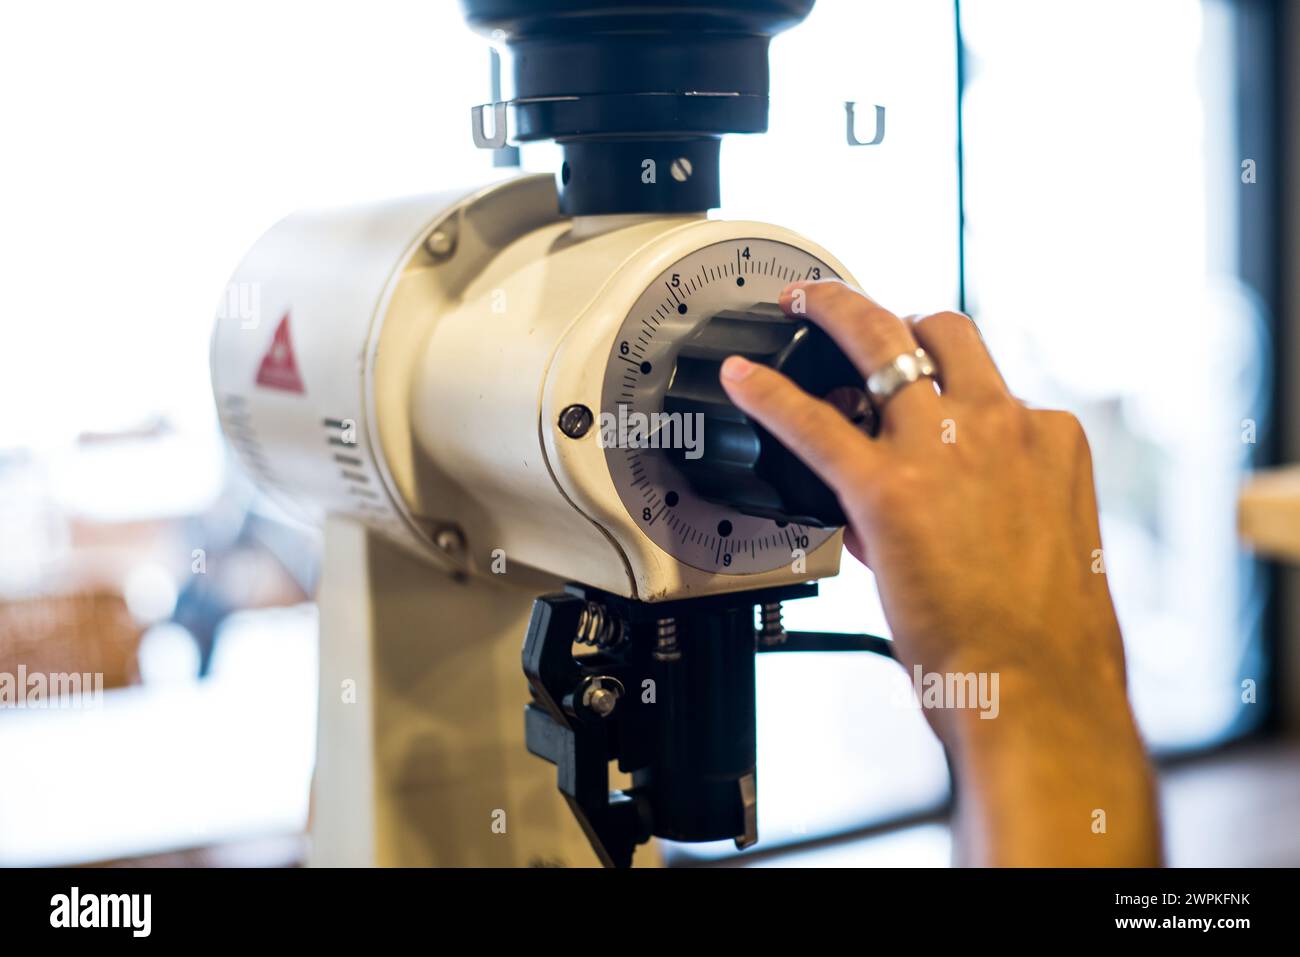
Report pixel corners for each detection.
[757,630,895,657]
[521,582,898,868]
[522,592,653,868]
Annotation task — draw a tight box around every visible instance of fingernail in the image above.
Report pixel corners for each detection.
[779,282,802,299]
[720,355,756,382]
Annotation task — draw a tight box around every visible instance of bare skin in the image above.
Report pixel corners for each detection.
[719,280,1161,867]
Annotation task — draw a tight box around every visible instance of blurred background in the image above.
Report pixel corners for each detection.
[0,0,1296,867]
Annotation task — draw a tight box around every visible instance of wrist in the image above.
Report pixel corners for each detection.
[933,661,1140,761]
[933,664,1161,866]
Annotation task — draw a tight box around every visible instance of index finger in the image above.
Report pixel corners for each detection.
[719,355,878,494]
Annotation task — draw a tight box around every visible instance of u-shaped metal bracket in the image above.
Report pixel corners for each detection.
[845,102,886,147]
[471,102,509,150]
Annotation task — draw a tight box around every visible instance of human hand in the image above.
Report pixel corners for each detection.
[719,280,1159,865]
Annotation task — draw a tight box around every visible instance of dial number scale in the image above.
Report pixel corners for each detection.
[600,238,841,574]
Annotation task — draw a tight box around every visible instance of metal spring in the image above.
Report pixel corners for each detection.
[653,617,680,662]
[575,602,625,648]
[759,602,786,646]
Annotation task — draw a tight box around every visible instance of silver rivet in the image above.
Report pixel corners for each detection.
[426,229,455,259]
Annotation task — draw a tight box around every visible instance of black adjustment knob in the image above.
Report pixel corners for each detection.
[662,303,874,528]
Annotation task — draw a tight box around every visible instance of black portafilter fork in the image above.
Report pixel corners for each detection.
[522,582,896,868]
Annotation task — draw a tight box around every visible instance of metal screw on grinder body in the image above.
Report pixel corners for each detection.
[559,404,594,438]
[425,213,459,260]
[425,228,455,258]
[434,525,466,556]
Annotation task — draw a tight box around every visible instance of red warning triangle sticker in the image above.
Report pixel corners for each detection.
[255,312,306,394]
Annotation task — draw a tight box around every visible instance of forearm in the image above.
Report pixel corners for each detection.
[940,668,1162,867]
